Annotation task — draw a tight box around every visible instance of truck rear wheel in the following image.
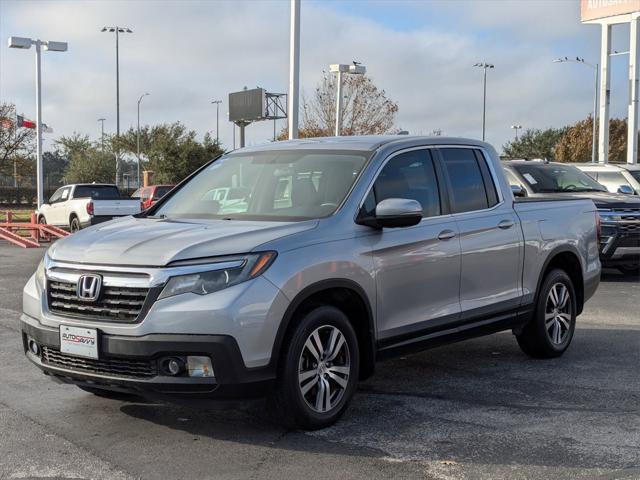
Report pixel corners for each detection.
[516,269,576,358]
[274,305,359,430]
[70,216,81,233]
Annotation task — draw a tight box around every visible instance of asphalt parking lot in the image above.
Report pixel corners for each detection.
[0,244,638,480]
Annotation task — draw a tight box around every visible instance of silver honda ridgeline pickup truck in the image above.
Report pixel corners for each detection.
[21,136,601,429]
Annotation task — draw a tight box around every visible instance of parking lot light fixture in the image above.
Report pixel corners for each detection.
[211,100,222,146]
[102,26,133,184]
[137,92,150,188]
[98,118,106,151]
[329,63,366,136]
[553,56,598,163]
[473,62,494,142]
[7,36,68,209]
[511,124,522,141]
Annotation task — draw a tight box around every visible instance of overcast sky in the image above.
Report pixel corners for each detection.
[0,0,636,153]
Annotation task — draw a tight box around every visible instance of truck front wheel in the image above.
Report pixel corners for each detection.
[516,269,577,359]
[274,305,359,430]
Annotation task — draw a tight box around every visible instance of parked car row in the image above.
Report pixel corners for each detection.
[131,184,175,210]
[575,162,640,195]
[503,160,640,275]
[37,184,175,232]
[22,136,601,430]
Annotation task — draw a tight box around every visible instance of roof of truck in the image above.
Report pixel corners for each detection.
[235,135,492,153]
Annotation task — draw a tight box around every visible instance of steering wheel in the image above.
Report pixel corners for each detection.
[563,184,578,191]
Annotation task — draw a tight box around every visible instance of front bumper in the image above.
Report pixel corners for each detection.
[599,228,640,266]
[21,314,276,399]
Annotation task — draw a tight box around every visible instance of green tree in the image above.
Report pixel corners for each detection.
[0,102,36,181]
[502,127,567,161]
[114,122,224,184]
[58,133,116,184]
[43,150,68,188]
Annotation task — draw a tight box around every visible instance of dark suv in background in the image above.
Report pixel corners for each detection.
[503,160,640,276]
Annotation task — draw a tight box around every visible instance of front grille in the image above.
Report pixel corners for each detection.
[42,346,157,379]
[619,223,640,232]
[47,280,149,322]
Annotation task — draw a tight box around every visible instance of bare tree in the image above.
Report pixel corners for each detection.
[0,102,36,178]
[281,73,398,138]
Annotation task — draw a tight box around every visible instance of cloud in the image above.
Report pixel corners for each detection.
[0,0,629,155]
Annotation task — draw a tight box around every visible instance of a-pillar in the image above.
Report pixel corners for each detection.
[599,23,612,164]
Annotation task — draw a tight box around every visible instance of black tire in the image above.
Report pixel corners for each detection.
[516,269,577,359]
[77,385,139,401]
[38,215,46,225]
[274,305,359,430]
[618,264,640,277]
[69,216,81,233]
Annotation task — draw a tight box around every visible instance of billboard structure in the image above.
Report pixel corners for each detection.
[582,0,640,164]
[228,88,287,147]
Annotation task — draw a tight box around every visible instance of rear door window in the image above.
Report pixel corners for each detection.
[439,148,491,213]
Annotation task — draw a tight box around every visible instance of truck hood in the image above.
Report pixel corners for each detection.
[551,191,640,209]
[48,216,318,266]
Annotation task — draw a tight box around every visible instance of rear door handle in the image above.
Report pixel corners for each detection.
[498,220,515,229]
[438,229,456,240]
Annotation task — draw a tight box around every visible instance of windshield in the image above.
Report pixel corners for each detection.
[74,185,122,199]
[512,164,607,193]
[155,149,370,221]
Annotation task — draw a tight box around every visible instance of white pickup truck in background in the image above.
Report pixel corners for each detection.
[37,184,141,232]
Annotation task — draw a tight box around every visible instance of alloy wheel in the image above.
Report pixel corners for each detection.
[298,325,351,413]
[545,282,572,345]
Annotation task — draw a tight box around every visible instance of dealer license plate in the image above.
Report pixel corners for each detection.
[59,325,98,359]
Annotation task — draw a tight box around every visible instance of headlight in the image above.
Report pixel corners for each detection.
[158,252,276,300]
[35,255,46,289]
[597,209,622,222]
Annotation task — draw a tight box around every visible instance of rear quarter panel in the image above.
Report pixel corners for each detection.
[514,199,600,304]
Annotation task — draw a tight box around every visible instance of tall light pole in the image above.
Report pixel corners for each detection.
[330,63,366,136]
[98,118,106,152]
[136,93,149,188]
[554,56,598,163]
[288,0,300,139]
[102,26,132,184]
[211,100,222,146]
[511,124,522,141]
[474,62,494,141]
[8,36,67,209]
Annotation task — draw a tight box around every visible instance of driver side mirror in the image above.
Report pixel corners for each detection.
[511,185,527,198]
[617,184,634,195]
[356,198,423,229]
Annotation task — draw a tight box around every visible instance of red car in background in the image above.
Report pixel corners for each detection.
[132,184,174,210]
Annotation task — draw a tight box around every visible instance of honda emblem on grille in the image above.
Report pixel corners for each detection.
[76,274,102,302]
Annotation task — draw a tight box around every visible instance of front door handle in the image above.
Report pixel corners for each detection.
[438,229,456,240]
[498,220,515,229]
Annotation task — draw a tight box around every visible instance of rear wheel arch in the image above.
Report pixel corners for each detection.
[536,247,584,315]
[272,279,376,381]
[69,213,81,232]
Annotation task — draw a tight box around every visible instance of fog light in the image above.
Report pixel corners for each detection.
[187,356,214,378]
[28,338,40,356]
[160,357,185,377]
